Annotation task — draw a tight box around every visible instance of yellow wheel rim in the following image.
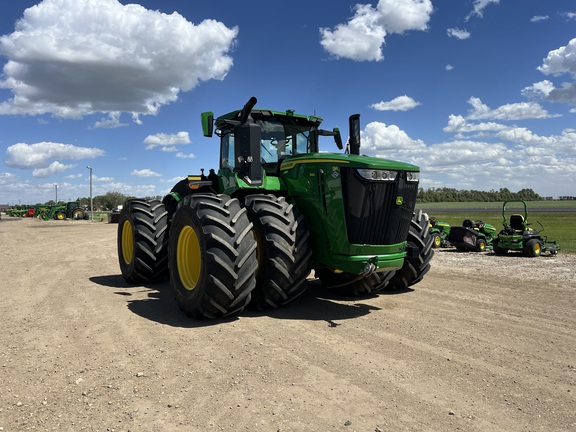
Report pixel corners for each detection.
[534,242,541,255]
[121,220,134,265]
[177,226,202,291]
[479,242,485,251]
[434,235,441,247]
[57,213,65,220]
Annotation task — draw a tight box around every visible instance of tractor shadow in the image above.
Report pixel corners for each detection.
[90,274,220,328]
[90,274,413,328]
[243,279,414,326]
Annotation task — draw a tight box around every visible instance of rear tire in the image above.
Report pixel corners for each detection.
[524,238,542,257]
[388,209,434,290]
[245,194,312,309]
[72,208,85,220]
[169,194,258,319]
[117,199,169,284]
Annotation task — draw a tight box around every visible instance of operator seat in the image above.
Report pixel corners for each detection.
[509,214,525,232]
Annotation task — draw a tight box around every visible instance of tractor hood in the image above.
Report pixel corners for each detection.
[280,152,420,172]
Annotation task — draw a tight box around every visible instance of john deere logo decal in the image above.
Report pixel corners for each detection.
[396,196,403,205]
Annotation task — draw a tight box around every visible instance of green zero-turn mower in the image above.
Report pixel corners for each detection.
[117,97,434,319]
[492,200,559,257]
[429,217,451,248]
[448,219,497,252]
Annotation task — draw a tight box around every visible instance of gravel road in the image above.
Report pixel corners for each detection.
[1,217,575,431]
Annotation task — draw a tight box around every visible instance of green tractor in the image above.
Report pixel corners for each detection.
[39,202,86,221]
[448,219,497,252]
[428,217,451,248]
[492,200,559,257]
[117,97,434,319]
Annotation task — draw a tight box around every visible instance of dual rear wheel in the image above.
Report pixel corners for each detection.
[118,194,312,319]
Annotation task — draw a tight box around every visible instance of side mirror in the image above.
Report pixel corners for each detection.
[201,111,214,137]
[234,121,263,186]
[333,128,343,150]
[348,114,360,155]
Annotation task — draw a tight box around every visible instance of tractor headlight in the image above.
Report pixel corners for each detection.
[356,169,398,182]
[406,171,420,182]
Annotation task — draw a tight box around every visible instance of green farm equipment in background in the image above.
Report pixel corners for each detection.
[493,200,559,257]
[448,219,497,252]
[117,96,434,319]
[429,217,451,248]
[37,202,86,221]
[7,206,30,217]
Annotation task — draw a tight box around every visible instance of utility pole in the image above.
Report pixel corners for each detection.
[86,166,93,221]
[55,184,58,204]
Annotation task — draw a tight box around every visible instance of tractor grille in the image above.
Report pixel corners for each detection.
[341,168,417,245]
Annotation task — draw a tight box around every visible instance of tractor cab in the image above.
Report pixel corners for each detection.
[201,97,342,189]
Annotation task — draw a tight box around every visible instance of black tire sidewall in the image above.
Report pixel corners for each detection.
[168,202,207,313]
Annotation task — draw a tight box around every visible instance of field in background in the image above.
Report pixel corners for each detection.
[420,200,576,211]
[422,202,576,254]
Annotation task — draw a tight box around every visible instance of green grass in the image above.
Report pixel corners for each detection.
[420,200,576,210]
[427,211,576,254]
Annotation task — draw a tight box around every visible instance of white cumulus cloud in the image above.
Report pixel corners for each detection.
[5,142,105,169]
[176,152,196,159]
[361,121,426,153]
[465,97,556,120]
[33,161,74,178]
[466,0,500,21]
[319,0,433,62]
[521,80,555,99]
[0,0,238,119]
[131,169,161,177]
[447,28,470,40]
[536,38,576,105]
[443,114,508,135]
[144,131,191,150]
[370,95,421,111]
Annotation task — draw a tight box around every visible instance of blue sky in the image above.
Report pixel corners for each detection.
[1,0,575,205]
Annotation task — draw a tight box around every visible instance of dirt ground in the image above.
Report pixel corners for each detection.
[1,216,575,432]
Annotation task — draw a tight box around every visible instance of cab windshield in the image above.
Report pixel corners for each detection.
[220,117,315,173]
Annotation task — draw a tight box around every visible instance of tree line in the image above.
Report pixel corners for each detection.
[26,187,542,210]
[417,187,541,203]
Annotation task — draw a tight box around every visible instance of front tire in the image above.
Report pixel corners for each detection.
[475,238,486,252]
[244,195,312,309]
[493,239,508,255]
[169,194,258,319]
[316,269,394,296]
[388,209,434,290]
[117,199,169,284]
[431,233,442,248]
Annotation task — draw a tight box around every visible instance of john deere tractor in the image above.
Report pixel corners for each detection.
[492,200,559,257]
[117,97,434,319]
[448,219,496,252]
[38,202,86,221]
